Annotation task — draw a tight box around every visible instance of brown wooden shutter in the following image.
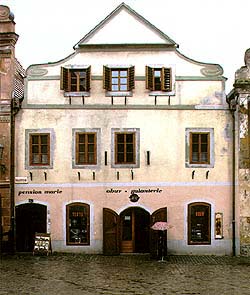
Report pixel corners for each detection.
[60,67,70,91]
[103,208,120,255]
[146,66,153,90]
[85,66,91,91]
[128,66,135,90]
[103,66,111,91]
[162,67,172,91]
[150,207,167,259]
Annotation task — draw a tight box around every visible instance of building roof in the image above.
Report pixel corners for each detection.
[74,2,178,49]
[14,58,25,99]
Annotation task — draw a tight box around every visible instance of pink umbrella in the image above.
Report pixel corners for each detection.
[151,221,172,231]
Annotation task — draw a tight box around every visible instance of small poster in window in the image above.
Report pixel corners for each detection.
[215,213,223,239]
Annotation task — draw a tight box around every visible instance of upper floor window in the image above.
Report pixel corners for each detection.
[76,132,97,165]
[190,133,210,164]
[111,128,140,168]
[146,66,172,92]
[103,65,135,92]
[185,128,214,168]
[115,132,135,164]
[29,134,50,166]
[60,66,91,92]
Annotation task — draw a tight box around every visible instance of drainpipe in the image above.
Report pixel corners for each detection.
[9,98,15,253]
[228,93,238,256]
[231,108,236,257]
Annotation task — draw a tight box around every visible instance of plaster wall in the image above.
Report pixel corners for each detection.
[15,108,232,184]
[15,183,233,255]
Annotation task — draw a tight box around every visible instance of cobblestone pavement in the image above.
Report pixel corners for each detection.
[1,254,250,295]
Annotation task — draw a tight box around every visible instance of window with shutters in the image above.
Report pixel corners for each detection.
[111,128,140,168]
[60,66,91,93]
[185,128,214,168]
[29,134,50,166]
[103,65,135,95]
[146,66,172,92]
[76,132,97,165]
[66,203,90,245]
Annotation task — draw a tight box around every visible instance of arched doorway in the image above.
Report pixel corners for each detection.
[15,203,47,252]
[120,207,150,253]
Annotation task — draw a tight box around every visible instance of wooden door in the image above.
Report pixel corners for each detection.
[120,208,134,253]
[103,208,119,255]
[15,203,47,252]
[150,207,167,259]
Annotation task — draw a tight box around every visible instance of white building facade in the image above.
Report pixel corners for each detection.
[14,3,238,255]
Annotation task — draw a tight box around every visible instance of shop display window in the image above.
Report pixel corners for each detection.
[188,202,211,245]
[66,203,90,245]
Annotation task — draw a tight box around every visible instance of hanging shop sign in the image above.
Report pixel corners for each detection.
[129,193,140,202]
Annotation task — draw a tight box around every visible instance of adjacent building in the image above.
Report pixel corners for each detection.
[15,3,237,255]
[227,49,250,256]
[0,5,24,253]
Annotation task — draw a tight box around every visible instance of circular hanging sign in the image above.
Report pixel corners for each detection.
[129,193,140,202]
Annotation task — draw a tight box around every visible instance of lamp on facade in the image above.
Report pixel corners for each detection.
[0,144,3,160]
[0,144,6,174]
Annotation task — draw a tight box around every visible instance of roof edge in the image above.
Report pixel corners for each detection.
[73,2,178,49]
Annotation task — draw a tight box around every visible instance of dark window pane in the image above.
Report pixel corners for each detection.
[126,153,134,163]
[79,144,85,152]
[126,143,133,152]
[88,134,95,143]
[117,134,124,143]
[192,134,199,143]
[117,144,124,152]
[41,145,48,154]
[32,146,39,153]
[117,153,124,163]
[201,134,208,143]
[78,134,85,143]
[126,134,133,143]
[88,144,94,152]
[201,144,208,152]
[192,144,199,152]
[32,136,39,144]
